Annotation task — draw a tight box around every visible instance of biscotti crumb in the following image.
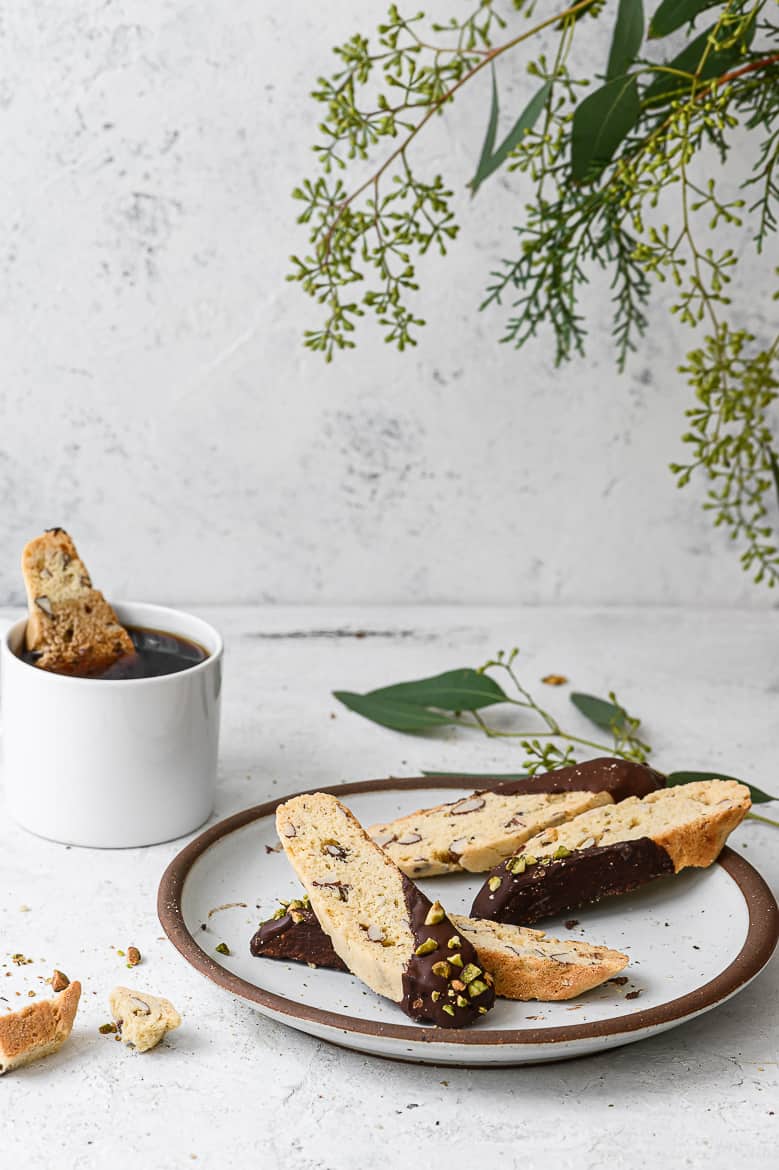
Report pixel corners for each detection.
[109,988,181,1053]
[0,981,81,1074]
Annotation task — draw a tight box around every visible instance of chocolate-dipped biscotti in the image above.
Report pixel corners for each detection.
[251,897,629,1001]
[368,759,664,877]
[471,779,751,925]
[276,793,495,1026]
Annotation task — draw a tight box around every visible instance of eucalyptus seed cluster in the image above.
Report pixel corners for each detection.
[291,0,779,587]
[475,647,650,773]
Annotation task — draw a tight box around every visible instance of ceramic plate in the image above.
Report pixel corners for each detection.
[158,778,778,1066]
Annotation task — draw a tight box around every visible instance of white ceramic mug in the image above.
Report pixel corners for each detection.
[0,602,223,848]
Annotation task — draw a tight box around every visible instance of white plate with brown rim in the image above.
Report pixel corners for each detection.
[158,777,779,1066]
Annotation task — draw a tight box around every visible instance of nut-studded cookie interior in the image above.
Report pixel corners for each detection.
[277,794,421,1002]
[511,780,751,871]
[453,916,626,970]
[368,788,614,876]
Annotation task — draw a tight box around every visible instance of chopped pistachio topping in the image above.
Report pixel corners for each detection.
[468,979,489,998]
[450,979,466,992]
[441,1004,455,1017]
[449,952,463,968]
[553,845,572,860]
[271,907,286,921]
[215,942,231,956]
[508,857,526,876]
[447,935,462,950]
[431,990,441,1002]
[488,875,502,892]
[424,900,446,926]
[431,961,451,979]
[414,937,438,957]
[478,1006,488,1015]
[456,995,469,1008]
[460,963,481,985]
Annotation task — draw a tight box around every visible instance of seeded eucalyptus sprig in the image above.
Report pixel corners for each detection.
[333,646,779,824]
[334,645,652,772]
[291,0,779,587]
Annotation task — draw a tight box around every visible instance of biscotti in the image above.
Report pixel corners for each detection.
[276,793,495,1026]
[368,758,664,877]
[22,528,134,676]
[251,897,628,1001]
[109,987,181,1052]
[0,981,81,1074]
[471,779,751,925]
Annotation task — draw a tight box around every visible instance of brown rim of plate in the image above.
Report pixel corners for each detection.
[157,776,779,1048]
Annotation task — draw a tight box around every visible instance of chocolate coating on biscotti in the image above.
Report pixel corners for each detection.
[399,877,495,1026]
[250,904,347,970]
[471,837,675,925]
[492,758,664,802]
[251,887,494,1027]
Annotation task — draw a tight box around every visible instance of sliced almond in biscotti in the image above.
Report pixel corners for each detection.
[276,792,495,1026]
[22,528,134,676]
[472,779,751,925]
[368,759,665,877]
[0,980,81,1074]
[251,897,628,1002]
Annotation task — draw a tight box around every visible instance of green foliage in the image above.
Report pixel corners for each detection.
[606,0,644,79]
[334,646,651,772]
[570,75,640,180]
[291,0,779,586]
[470,74,552,193]
[665,770,777,803]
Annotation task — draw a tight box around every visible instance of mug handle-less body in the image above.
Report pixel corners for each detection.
[0,614,17,736]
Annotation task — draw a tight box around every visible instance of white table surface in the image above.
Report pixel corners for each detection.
[1,605,777,1169]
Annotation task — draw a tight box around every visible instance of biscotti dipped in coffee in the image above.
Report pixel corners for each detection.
[276,793,495,1026]
[22,529,134,676]
[368,759,665,877]
[472,779,751,925]
[251,898,628,1001]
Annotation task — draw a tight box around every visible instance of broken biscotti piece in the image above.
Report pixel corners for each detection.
[22,528,134,675]
[471,779,751,926]
[251,898,628,1001]
[368,758,665,877]
[276,793,495,1026]
[0,981,81,1075]
[109,987,181,1052]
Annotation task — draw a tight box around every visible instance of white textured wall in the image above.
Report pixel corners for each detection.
[1,2,775,606]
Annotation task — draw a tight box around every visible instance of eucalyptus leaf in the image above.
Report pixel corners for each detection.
[470,66,500,195]
[571,75,640,182]
[370,669,510,711]
[649,0,719,39]
[333,690,458,733]
[644,20,755,104]
[665,770,777,804]
[767,446,779,514]
[470,81,551,194]
[570,691,628,732]
[607,0,644,81]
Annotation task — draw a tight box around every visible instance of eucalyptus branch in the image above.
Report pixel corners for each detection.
[292,0,779,587]
[475,647,651,771]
